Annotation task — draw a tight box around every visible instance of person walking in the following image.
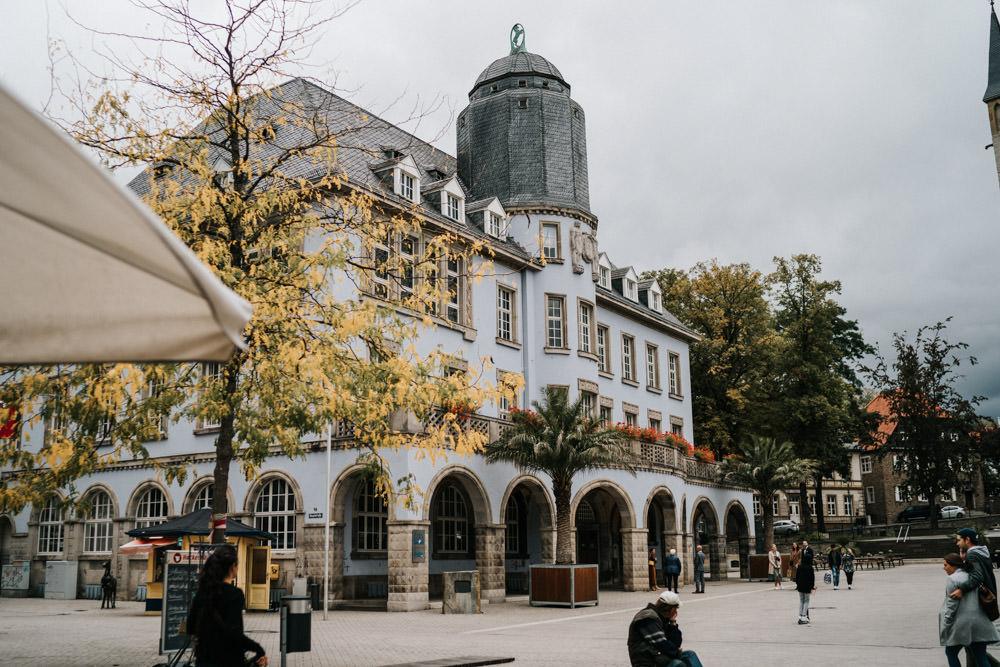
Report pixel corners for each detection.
[648,547,660,591]
[663,548,682,594]
[950,528,997,604]
[829,544,842,590]
[187,544,268,667]
[693,545,706,594]
[940,552,1000,667]
[842,547,856,590]
[627,590,704,667]
[795,539,816,624]
[788,541,801,581]
[768,544,783,590]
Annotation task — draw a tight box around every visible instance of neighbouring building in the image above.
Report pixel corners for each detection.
[0,28,752,610]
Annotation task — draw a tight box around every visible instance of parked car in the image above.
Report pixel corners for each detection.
[940,505,965,519]
[773,519,800,535]
[896,504,943,522]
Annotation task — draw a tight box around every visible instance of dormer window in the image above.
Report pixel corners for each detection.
[650,291,661,312]
[399,172,414,200]
[625,279,637,301]
[446,193,460,220]
[487,213,503,238]
[599,265,610,288]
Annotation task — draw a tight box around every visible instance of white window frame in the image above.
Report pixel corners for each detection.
[135,487,168,529]
[545,295,567,349]
[599,265,611,288]
[622,334,636,382]
[808,495,817,516]
[624,409,638,427]
[445,193,461,220]
[578,301,595,354]
[397,170,414,201]
[445,254,462,324]
[541,222,561,260]
[399,234,417,303]
[497,285,516,343]
[826,495,837,516]
[668,353,682,396]
[37,498,65,555]
[860,455,872,474]
[866,486,876,504]
[580,391,596,419]
[487,212,503,238]
[193,483,214,510]
[789,496,800,517]
[354,478,388,552]
[844,494,854,517]
[645,343,660,389]
[596,324,611,373]
[625,279,637,301]
[752,495,761,516]
[254,478,297,550]
[599,404,613,426]
[84,491,113,554]
[435,484,469,554]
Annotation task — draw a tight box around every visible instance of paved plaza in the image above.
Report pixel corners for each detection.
[0,561,986,666]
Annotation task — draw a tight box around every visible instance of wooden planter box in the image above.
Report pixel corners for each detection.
[529,564,598,608]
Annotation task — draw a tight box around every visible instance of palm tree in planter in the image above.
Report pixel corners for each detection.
[718,435,816,549]
[484,386,640,604]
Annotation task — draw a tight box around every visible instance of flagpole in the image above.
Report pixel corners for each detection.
[323,424,331,621]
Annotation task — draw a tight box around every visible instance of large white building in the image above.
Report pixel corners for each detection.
[0,32,752,611]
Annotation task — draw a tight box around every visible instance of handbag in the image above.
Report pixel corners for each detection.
[980,585,1000,622]
[823,571,832,585]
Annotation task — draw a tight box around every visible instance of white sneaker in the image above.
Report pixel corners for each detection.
[848,585,852,589]
[833,586,838,590]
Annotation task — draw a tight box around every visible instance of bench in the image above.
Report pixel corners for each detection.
[381,657,515,667]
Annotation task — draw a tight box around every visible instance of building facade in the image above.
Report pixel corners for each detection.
[0,33,752,610]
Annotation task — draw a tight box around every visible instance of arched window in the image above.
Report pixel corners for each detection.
[254,478,296,550]
[135,487,168,529]
[192,483,213,510]
[575,499,596,524]
[37,497,65,554]
[433,482,470,555]
[353,478,388,552]
[84,490,113,553]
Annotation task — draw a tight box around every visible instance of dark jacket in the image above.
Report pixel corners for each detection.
[957,545,998,596]
[829,548,842,568]
[627,603,681,666]
[663,554,682,575]
[188,583,265,667]
[693,551,706,573]
[795,546,815,593]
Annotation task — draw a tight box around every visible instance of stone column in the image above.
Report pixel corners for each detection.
[387,519,429,612]
[541,527,558,564]
[621,528,649,592]
[710,535,727,582]
[681,533,694,585]
[475,523,505,604]
[328,523,344,601]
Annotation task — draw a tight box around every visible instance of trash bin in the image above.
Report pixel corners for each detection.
[281,595,311,653]
[309,582,320,610]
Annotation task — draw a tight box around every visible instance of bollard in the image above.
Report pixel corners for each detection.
[280,595,311,660]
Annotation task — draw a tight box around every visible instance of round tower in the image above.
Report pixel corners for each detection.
[457,26,594,225]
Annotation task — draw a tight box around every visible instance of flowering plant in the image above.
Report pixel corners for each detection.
[663,432,692,450]
[610,423,661,443]
[443,399,478,423]
[507,406,544,429]
[686,444,716,464]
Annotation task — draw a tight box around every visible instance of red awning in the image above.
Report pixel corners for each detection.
[119,537,176,555]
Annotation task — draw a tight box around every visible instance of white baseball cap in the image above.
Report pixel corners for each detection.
[658,590,681,607]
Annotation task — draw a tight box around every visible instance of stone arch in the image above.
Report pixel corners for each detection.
[690,496,723,583]
[642,486,680,572]
[0,515,13,564]
[330,464,375,524]
[181,475,236,514]
[126,480,174,519]
[571,479,636,529]
[688,495,719,535]
[423,464,492,525]
[499,474,554,529]
[723,499,752,578]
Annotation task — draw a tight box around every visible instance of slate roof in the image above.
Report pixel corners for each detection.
[596,284,700,342]
[472,52,568,92]
[987,8,1000,102]
[127,78,532,262]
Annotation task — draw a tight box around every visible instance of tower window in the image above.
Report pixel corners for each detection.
[491,84,498,93]
[517,98,527,109]
[542,81,549,88]
[518,80,526,87]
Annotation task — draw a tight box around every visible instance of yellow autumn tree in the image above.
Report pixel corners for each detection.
[0,0,519,531]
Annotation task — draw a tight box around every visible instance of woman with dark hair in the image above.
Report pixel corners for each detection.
[940,552,999,667]
[187,545,268,667]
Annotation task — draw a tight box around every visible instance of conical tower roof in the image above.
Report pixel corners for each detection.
[985,6,1000,102]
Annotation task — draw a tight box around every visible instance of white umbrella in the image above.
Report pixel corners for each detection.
[0,84,252,364]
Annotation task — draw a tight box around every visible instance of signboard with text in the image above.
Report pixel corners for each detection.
[160,550,207,654]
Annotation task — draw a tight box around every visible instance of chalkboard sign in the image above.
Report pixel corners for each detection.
[160,550,207,654]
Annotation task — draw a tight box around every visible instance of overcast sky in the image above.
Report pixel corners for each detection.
[3,1,998,418]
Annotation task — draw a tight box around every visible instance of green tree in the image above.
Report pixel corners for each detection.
[644,260,776,456]
[718,436,816,548]
[483,386,638,565]
[866,320,983,528]
[769,254,871,533]
[0,0,512,526]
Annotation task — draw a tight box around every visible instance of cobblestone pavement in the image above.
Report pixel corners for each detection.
[0,561,986,666]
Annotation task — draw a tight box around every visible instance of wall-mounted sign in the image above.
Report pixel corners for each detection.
[303,507,326,524]
[412,530,425,563]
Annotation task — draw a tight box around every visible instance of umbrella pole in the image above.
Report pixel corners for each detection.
[323,424,331,621]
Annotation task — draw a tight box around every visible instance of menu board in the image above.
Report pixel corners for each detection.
[160,550,207,654]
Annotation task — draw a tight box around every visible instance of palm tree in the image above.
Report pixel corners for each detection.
[718,435,816,548]
[483,386,640,565]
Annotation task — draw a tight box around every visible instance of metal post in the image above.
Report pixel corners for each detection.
[323,424,331,621]
[280,603,288,667]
